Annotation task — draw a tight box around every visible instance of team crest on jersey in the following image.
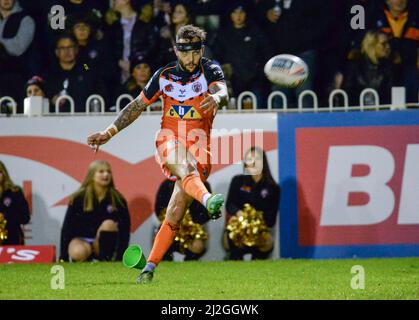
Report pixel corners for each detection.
[192,82,202,93]
[166,105,202,119]
[164,84,174,92]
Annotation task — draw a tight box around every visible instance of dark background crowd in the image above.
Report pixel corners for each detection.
[0,0,418,113]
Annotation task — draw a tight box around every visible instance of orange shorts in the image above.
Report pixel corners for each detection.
[155,135,212,182]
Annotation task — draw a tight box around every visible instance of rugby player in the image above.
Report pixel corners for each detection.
[87,25,228,284]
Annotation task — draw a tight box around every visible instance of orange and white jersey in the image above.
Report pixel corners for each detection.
[140,57,225,138]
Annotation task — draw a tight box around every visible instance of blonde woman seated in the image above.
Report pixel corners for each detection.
[60,160,131,262]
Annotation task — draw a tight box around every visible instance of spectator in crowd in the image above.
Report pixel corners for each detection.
[41,0,107,69]
[107,0,159,85]
[159,1,194,65]
[257,0,332,108]
[154,178,211,261]
[340,30,395,106]
[158,1,214,65]
[45,34,107,113]
[224,147,280,260]
[69,12,115,90]
[114,52,153,101]
[0,0,36,112]
[61,0,110,18]
[60,160,131,262]
[193,0,224,40]
[136,1,154,24]
[24,75,50,114]
[212,2,271,108]
[0,160,30,245]
[25,75,46,97]
[369,0,418,103]
[153,0,174,27]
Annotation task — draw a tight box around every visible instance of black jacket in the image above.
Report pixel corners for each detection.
[155,179,212,225]
[45,61,108,112]
[213,23,272,86]
[59,191,131,261]
[0,188,30,245]
[107,17,159,71]
[342,56,395,105]
[77,38,116,88]
[226,175,280,228]
[258,0,333,54]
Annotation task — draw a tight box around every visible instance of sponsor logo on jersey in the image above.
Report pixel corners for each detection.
[191,71,201,79]
[168,73,182,81]
[165,105,202,120]
[179,88,187,98]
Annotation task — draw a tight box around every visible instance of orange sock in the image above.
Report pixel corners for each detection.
[181,173,210,205]
[148,220,179,265]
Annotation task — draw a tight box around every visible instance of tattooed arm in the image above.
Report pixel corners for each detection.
[87,96,149,149]
[114,96,148,131]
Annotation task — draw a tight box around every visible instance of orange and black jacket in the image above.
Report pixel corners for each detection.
[371,3,419,66]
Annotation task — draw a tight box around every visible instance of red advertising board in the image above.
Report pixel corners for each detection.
[0,245,56,264]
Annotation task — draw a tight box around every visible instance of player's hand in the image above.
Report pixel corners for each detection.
[87,131,111,152]
[199,94,219,115]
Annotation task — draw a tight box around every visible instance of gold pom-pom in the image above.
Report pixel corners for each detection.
[0,212,8,244]
[226,204,270,248]
[159,208,208,253]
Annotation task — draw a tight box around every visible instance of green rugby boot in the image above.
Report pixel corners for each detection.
[206,193,224,220]
[136,270,154,284]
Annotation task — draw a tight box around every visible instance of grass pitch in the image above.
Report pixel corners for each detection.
[1,258,419,300]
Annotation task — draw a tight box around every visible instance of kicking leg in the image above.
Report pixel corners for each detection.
[165,141,224,219]
[137,181,192,284]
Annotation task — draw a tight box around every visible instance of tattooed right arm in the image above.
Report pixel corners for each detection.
[113,96,148,132]
[87,96,149,149]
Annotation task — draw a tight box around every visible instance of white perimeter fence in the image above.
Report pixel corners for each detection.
[1,87,418,116]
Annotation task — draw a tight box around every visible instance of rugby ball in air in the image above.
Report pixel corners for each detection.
[264,54,309,88]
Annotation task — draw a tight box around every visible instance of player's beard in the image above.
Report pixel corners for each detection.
[179,59,199,73]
